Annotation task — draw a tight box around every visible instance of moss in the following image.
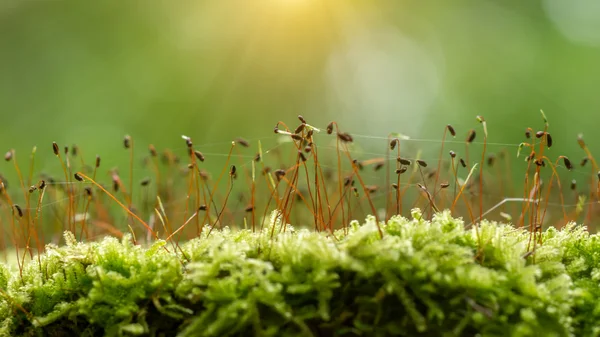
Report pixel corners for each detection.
[0,210,599,336]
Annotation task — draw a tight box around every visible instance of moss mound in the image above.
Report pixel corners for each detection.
[1,210,600,336]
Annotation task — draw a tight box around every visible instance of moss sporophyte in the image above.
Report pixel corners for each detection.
[1,112,600,336]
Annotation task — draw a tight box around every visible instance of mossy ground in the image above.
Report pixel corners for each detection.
[1,210,599,337]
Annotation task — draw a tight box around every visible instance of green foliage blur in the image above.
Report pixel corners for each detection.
[1,0,600,185]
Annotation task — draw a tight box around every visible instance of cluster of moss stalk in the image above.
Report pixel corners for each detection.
[1,209,600,336]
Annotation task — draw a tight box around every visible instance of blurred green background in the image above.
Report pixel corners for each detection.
[1,0,600,186]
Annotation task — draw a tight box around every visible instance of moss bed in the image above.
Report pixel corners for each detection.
[1,209,600,336]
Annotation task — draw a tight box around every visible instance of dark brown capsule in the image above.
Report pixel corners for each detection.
[4,151,12,162]
[390,139,398,150]
[274,169,286,181]
[487,154,496,167]
[182,136,192,148]
[52,142,59,156]
[294,124,305,134]
[194,150,205,162]
[581,157,589,167]
[344,176,353,186]
[397,157,411,166]
[326,122,334,134]
[466,130,476,143]
[416,159,427,168]
[140,177,151,186]
[262,167,271,175]
[396,167,408,174]
[64,146,69,155]
[39,180,46,190]
[535,159,543,167]
[71,144,79,157]
[254,153,261,162]
[337,132,353,143]
[298,151,307,162]
[440,182,450,189]
[235,138,250,147]
[124,135,131,149]
[95,155,101,168]
[525,129,531,139]
[84,186,93,197]
[306,130,314,139]
[13,204,23,218]
[230,165,237,177]
[112,178,119,192]
[198,205,207,211]
[546,133,553,148]
[28,185,37,193]
[74,173,84,182]
[291,134,303,141]
[298,115,306,123]
[459,158,467,168]
[447,124,456,137]
[570,179,576,190]
[245,205,255,213]
[304,146,312,153]
[391,183,399,190]
[352,159,363,170]
[535,131,544,139]
[563,157,573,170]
[366,185,378,194]
[374,162,385,171]
[526,152,536,162]
[449,150,456,159]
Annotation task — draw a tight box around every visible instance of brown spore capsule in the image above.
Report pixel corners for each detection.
[535,131,544,139]
[390,139,398,150]
[416,159,427,168]
[459,158,467,168]
[194,150,205,162]
[13,204,23,218]
[95,155,101,168]
[466,130,476,143]
[570,179,576,190]
[397,157,411,166]
[4,151,12,162]
[245,205,255,212]
[140,178,151,186]
[563,157,573,170]
[52,142,59,156]
[298,115,306,123]
[124,135,131,149]
[447,124,456,137]
[449,150,456,158]
[581,157,589,167]
[198,205,207,211]
[326,122,334,134]
[274,169,286,181]
[291,134,303,141]
[235,138,250,147]
[396,167,408,174]
[294,124,305,134]
[337,132,353,143]
[487,154,496,166]
[74,173,84,182]
[546,133,553,148]
[440,182,450,189]
[525,129,531,139]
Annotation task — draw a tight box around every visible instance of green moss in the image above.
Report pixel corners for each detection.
[0,210,599,336]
